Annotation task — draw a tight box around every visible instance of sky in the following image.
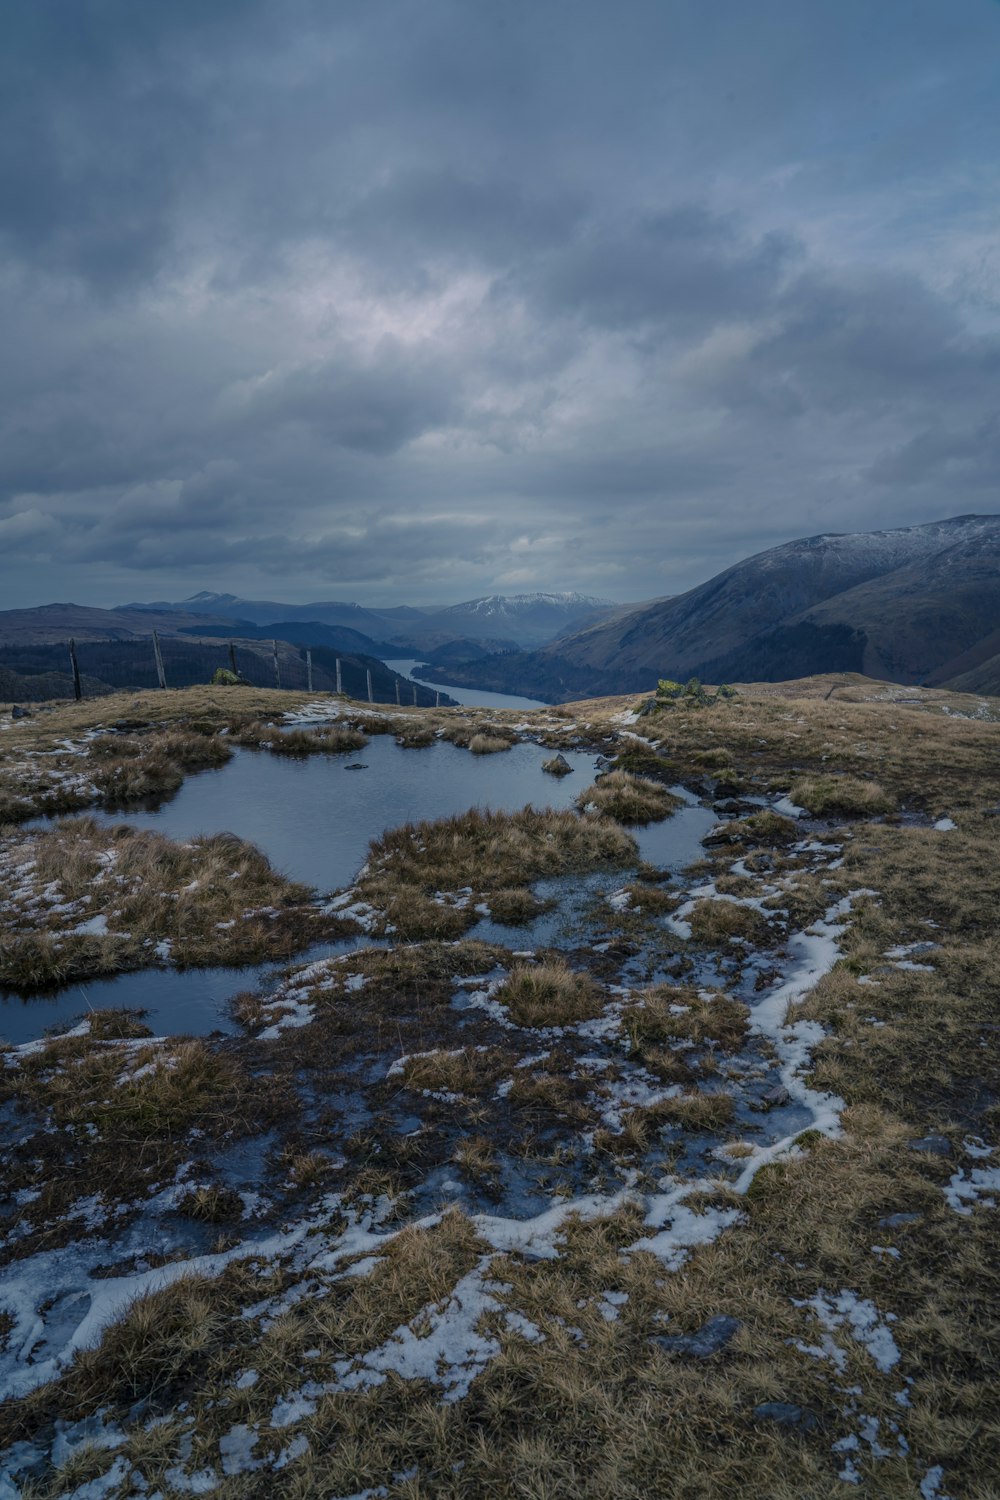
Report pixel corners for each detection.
[1,0,999,610]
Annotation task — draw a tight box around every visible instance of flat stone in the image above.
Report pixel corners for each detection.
[908,1135,952,1156]
[344,763,368,770]
[752,1402,820,1434]
[653,1314,742,1358]
[877,1211,922,1228]
[750,1084,791,1112]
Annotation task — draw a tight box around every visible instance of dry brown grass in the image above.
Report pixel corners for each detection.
[356,805,636,939]
[265,725,367,756]
[686,897,774,945]
[709,809,798,846]
[468,733,513,754]
[624,986,750,1052]
[397,1046,510,1096]
[578,769,681,824]
[494,960,604,1028]
[0,816,338,991]
[789,774,896,817]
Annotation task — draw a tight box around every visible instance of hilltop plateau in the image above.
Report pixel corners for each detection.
[0,672,997,1496]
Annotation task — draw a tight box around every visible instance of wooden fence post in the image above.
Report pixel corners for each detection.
[366,669,374,704]
[412,684,417,706]
[436,691,441,708]
[151,629,167,689]
[335,658,343,695]
[228,641,239,677]
[272,640,281,689]
[306,649,313,693]
[395,679,400,706]
[68,639,82,702]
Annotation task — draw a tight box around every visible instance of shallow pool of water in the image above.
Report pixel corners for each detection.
[6,745,722,1044]
[85,737,599,892]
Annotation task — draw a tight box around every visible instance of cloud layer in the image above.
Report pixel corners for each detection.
[2,0,999,607]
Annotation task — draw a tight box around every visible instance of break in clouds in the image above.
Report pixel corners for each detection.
[1,0,999,607]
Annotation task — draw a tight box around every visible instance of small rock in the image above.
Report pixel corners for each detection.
[908,1135,951,1156]
[877,1211,922,1229]
[10,704,29,719]
[751,1084,791,1112]
[752,1402,820,1434]
[344,763,368,771]
[542,752,574,777]
[653,1314,741,1358]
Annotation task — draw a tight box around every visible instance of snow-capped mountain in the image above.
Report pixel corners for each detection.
[422,515,1000,700]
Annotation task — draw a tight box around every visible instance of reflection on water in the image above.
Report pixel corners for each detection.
[86,738,598,892]
[4,740,721,1044]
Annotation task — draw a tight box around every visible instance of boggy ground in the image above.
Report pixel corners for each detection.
[0,679,999,1497]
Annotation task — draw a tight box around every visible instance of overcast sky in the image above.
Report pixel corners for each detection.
[2,0,998,609]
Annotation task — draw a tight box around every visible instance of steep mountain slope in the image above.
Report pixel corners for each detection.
[427,516,1000,700]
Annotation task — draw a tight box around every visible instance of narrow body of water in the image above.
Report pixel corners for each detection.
[384,658,546,713]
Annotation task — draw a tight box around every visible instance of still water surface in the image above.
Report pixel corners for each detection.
[2,738,718,1042]
[384,658,546,713]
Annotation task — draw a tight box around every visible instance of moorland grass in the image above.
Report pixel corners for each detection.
[0,816,338,990]
[356,805,636,939]
[789,774,896,817]
[578,769,681,825]
[493,960,604,1028]
[686,897,774,946]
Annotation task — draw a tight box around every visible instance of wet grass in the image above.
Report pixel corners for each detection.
[493,960,605,1028]
[0,816,347,992]
[356,805,637,939]
[5,680,1000,1496]
[578,769,681,824]
[789,774,896,818]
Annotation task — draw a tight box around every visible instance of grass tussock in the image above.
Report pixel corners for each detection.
[468,733,513,755]
[686,897,774,946]
[624,986,750,1052]
[395,725,435,748]
[487,887,552,925]
[578,770,681,825]
[357,805,636,939]
[494,960,604,1028]
[0,816,336,991]
[710,810,798,846]
[398,1047,510,1096]
[789,774,896,818]
[265,725,368,756]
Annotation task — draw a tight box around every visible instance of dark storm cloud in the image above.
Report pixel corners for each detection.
[1,0,999,606]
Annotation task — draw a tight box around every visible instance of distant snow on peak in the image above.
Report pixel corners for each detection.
[452,592,613,617]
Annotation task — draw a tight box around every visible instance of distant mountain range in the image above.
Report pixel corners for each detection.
[420,515,1000,701]
[127,590,617,650]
